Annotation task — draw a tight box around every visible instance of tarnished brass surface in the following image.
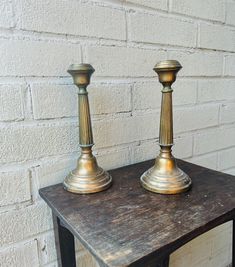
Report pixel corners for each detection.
[63,64,112,194]
[140,60,192,194]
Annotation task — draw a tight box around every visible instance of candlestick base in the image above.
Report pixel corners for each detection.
[63,150,112,194]
[140,149,192,194]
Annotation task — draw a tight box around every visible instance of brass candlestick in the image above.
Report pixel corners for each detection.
[140,60,192,194]
[63,63,112,194]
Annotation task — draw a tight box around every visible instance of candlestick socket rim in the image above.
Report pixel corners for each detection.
[68,63,95,75]
[154,60,182,72]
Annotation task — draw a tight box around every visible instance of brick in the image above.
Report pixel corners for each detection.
[188,153,217,169]
[131,134,193,163]
[133,80,197,110]
[129,12,196,47]
[0,39,81,76]
[218,147,235,170]
[191,225,231,267]
[31,84,77,119]
[0,84,24,121]
[96,148,131,170]
[170,0,225,22]
[89,83,132,115]
[37,231,57,265]
[173,80,197,106]
[0,123,78,163]
[186,233,213,265]
[34,157,77,189]
[85,46,166,77]
[0,240,39,267]
[220,103,235,124]
[93,112,159,149]
[31,83,131,119]
[126,0,167,10]
[170,240,192,267]
[0,169,31,206]
[133,82,161,111]
[197,79,235,103]
[209,247,232,267]
[174,104,219,133]
[168,50,223,76]
[210,223,232,254]
[17,0,126,40]
[0,0,14,28]
[170,255,192,267]
[171,223,231,267]
[131,140,158,164]
[174,134,193,158]
[199,23,235,52]
[224,54,235,76]
[0,202,52,246]
[194,126,235,155]
[226,2,235,26]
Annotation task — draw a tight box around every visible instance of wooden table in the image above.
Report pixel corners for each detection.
[39,159,235,267]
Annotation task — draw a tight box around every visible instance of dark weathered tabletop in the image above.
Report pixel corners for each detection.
[40,159,235,267]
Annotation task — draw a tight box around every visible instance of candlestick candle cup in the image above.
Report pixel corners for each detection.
[140,60,192,194]
[63,63,112,194]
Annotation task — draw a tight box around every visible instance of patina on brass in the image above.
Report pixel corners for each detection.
[140,60,192,194]
[63,63,112,194]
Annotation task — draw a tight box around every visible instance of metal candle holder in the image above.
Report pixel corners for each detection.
[140,60,192,194]
[63,63,112,194]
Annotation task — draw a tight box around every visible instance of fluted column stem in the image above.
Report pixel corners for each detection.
[159,86,173,146]
[78,87,93,147]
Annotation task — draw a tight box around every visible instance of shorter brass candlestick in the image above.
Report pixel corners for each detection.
[63,63,112,194]
[140,60,192,194]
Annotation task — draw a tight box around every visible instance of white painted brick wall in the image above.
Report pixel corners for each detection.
[133,80,197,110]
[194,126,235,155]
[17,0,126,40]
[199,23,235,52]
[220,103,235,124]
[0,84,24,121]
[225,54,235,76]
[170,0,225,22]
[0,202,52,247]
[0,123,78,163]
[0,0,14,28]
[168,50,223,76]
[127,0,168,11]
[129,12,197,47]
[0,240,39,267]
[226,1,235,26]
[0,169,31,206]
[85,46,167,77]
[0,39,81,76]
[0,0,235,266]
[174,104,219,133]
[198,79,235,102]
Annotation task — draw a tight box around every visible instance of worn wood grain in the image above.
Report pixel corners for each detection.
[40,159,235,267]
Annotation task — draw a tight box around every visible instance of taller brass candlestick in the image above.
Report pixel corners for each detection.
[63,63,112,194]
[140,60,192,194]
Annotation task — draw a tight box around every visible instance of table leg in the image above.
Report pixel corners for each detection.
[53,214,76,267]
[156,256,169,267]
[233,219,234,267]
